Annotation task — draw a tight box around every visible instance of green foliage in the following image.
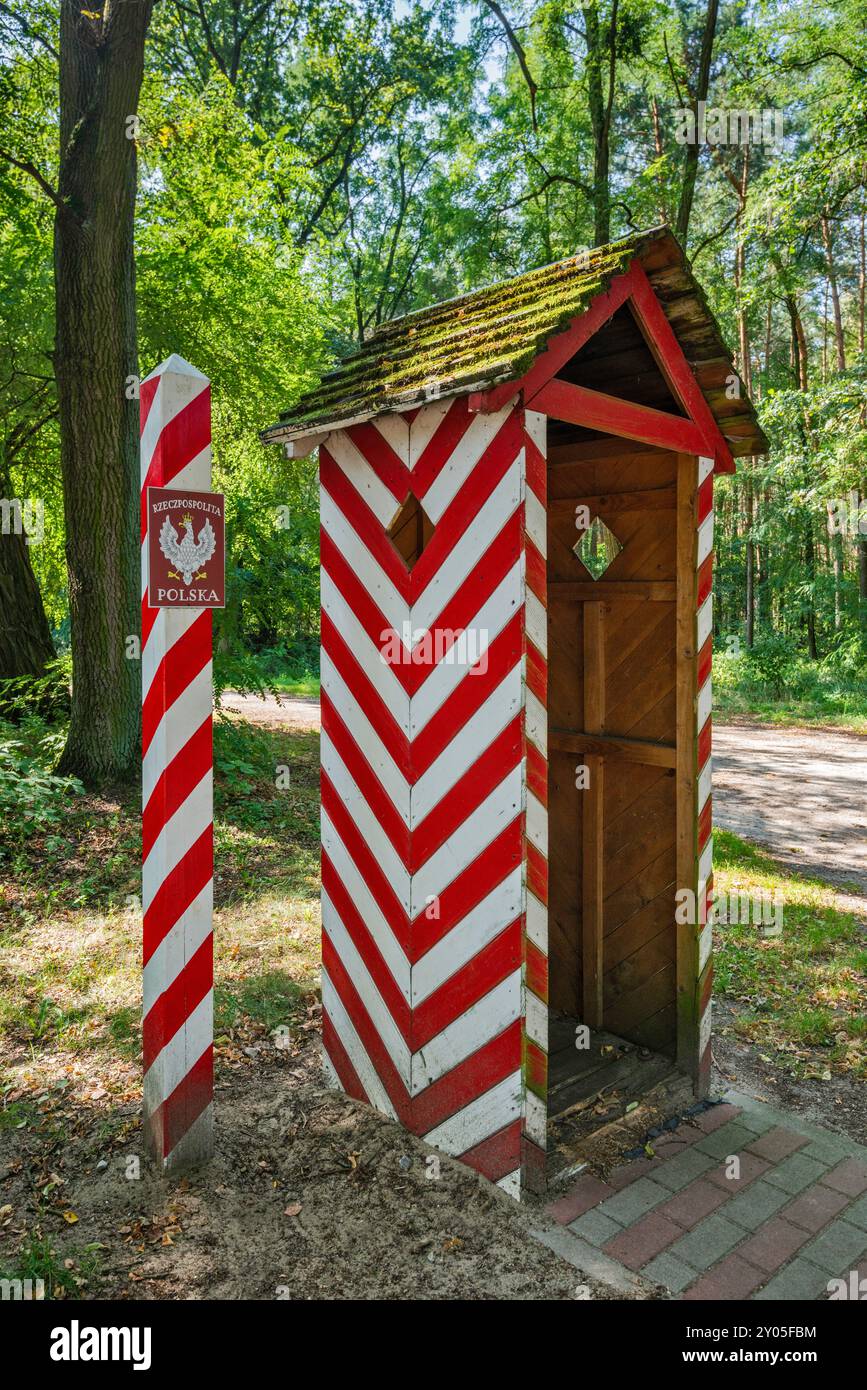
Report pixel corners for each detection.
[0,661,70,722]
[2,0,867,722]
[713,640,867,728]
[0,713,83,859]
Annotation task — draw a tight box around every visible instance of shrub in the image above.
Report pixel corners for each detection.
[0,716,83,859]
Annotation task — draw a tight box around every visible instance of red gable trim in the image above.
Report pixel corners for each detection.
[468,258,735,475]
[529,378,710,456]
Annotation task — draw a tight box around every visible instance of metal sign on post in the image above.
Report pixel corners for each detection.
[146,487,226,610]
[139,356,217,1172]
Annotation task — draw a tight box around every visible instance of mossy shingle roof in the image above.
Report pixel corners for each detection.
[262,225,767,458]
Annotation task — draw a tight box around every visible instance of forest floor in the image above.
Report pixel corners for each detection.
[0,699,863,1299]
[0,700,625,1301]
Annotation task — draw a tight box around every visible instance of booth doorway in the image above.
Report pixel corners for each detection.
[542,379,692,1153]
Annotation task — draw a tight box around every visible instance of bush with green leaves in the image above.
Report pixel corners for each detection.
[0,714,82,859]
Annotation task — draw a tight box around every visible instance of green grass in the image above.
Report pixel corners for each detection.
[266,674,321,698]
[0,712,322,1075]
[713,828,866,1078]
[0,1233,102,1299]
[713,650,867,731]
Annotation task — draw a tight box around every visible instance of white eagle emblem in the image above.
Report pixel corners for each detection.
[159,512,217,585]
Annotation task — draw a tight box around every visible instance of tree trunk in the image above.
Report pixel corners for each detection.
[786,294,809,391]
[675,0,719,244]
[859,210,865,355]
[54,2,154,785]
[804,519,819,659]
[584,0,613,246]
[820,212,846,371]
[0,457,56,680]
[832,528,844,631]
[733,153,755,645]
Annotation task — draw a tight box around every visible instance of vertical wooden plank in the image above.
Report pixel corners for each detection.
[675,453,699,1078]
[581,601,605,1027]
[582,753,604,1027]
[583,601,605,735]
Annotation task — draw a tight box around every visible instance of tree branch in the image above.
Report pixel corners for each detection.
[482,0,539,132]
[0,2,59,60]
[0,147,77,223]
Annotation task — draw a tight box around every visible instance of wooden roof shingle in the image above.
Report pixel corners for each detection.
[262,225,768,458]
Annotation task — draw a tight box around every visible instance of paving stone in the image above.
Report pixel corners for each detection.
[752,1258,833,1301]
[763,1152,829,1196]
[567,1208,623,1246]
[531,1226,647,1297]
[745,1126,809,1162]
[658,1177,730,1229]
[799,1135,853,1165]
[652,1147,717,1192]
[691,1103,742,1134]
[651,1136,696,1160]
[694,1122,755,1159]
[606,1156,660,1190]
[603,1211,682,1271]
[820,1158,867,1198]
[682,1253,766,1300]
[724,1178,792,1229]
[784,1183,851,1233]
[843,1193,867,1232]
[546,1176,615,1225]
[799,1220,867,1275]
[735,1108,777,1137]
[705,1151,770,1192]
[596,1177,670,1225]
[736,1217,810,1273]
[668,1213,745,1271]
[642,1250,697,1294]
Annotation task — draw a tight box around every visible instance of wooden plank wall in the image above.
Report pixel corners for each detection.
[546,437,680,1056]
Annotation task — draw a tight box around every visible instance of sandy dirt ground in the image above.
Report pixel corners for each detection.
[712,721,867,895]
[0,1029,647,1301]
[220,691,321,730]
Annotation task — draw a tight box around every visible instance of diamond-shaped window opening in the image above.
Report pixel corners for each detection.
[387,492,435,570]
[573,515,622,580]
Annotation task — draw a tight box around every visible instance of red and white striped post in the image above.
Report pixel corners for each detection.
[140,355,215,1170]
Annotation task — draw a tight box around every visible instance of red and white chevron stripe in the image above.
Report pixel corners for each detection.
[519,409,548,1196]
[319,394,545,1193]
[695,454,714,1091]
[140,356,215,1170]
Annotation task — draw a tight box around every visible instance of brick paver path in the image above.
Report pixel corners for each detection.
[539,1092,867,1300]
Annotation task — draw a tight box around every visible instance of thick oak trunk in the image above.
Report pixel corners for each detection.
[54,2,154,784]
[0,459,55,680]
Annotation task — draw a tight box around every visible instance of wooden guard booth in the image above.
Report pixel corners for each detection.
[262,226,767,1198]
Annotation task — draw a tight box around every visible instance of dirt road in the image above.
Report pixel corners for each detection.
[712,722,867,893]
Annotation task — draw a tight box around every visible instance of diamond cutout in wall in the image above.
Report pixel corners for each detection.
[387,491,435,570]
[573,515,622,580]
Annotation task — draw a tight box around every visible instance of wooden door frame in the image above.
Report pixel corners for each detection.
[540,429,711,1091]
